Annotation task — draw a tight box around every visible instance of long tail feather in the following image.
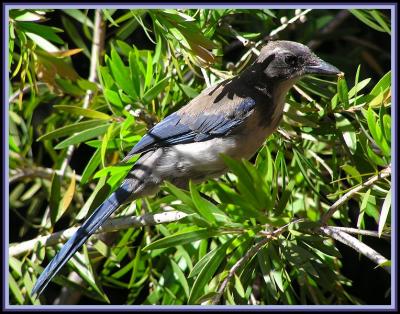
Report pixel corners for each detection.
[31,180,133,297]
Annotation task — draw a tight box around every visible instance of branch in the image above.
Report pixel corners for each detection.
[269,9,312,38]
[8,83,48,104]
[59,9,106,176]
[9,210,188,257]
[327,226,390,239]
[320,165,391,225]
[210,219,304,305]
[230,9,314,73]
[307,10,351,50]
[9,167,82,184]
[319,226,390,273]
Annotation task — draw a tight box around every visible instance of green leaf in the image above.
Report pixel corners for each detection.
[93,161,135,179]
[337,76,349,108]
[143,76,170,103]
[22,270,40,304]
[189,181,217,224]
[335,113,357,154]
[275,180,295,215]
[292,149,327,201]
[49,172,61,226]
[257,247,278,296]
[128,50,142,98]
[58,171,76,221]
[144,50,153,90]
[61,15,90,58]
[220,155,268,212]
[17,21,64,44]
[13,11,45,22]
[104,88,123,108]
[350,9,389,33]
[92,239,118,261]
[110,46,137,98]
[9,135,20,152]
[25,32,59,52]
[99,66,115,89]
[170,259,190,298]
[102,9,119,27]
[374,119,391,157]
[118,90,135,104]
[55,78,85,96]
[116,39,134,57]
[54,124,110,149]
[54,105,112,120]
[179,83,199,98]
[76,175,109,220]
[62,9,94,28]
[101,123,115,167]
[69,247,110,303]
[164,181,195,210]
[9,274,24,304]
[342,164,362,184]
[188,239,232,304]
[348,78,371,99]
[378,188,391,237]
[370,10,391,34]
[81,147,101,184]
[37,119,108,141]
[366,144,387,167]
[77,79,98,92]
[189,244,220,278]
[370,71,391,97]
[382,114,391,143]
[366,107,390,156]
[234,274,245,298]
[143,229,220,251]
[357,190,376,223]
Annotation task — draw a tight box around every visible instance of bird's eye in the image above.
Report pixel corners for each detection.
[285,55,298,66]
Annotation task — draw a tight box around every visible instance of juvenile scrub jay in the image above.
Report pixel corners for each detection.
[32,40,341,297]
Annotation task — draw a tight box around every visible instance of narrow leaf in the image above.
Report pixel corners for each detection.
[54,105,111,120]
[54,124,110,149]
[143,229,219,251]
[378,188,391,237]
[57,171,76,222]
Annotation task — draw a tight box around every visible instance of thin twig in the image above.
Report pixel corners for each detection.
[232,9,314,72]
[211,219,304,305]
[8,83,48,104]
[319,226,390,273]
[320,165,391,225]
[307,10,351,50]
[9,210,188,257]
[59,9,106,176]
[9,167,82,184]
[327,226,390,239]
[269,9,312,38]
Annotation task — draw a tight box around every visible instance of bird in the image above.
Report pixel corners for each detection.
[31,40,341,297]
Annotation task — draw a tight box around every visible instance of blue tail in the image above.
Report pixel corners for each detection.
[31,180,133,297]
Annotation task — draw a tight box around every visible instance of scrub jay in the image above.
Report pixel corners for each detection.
[32,40,341,297]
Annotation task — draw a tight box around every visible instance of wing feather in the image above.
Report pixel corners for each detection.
[123,97,256,161]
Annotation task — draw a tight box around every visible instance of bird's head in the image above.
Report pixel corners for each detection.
[255,40,341,81]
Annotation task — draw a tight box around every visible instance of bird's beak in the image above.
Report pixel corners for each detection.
[304,58,341,76]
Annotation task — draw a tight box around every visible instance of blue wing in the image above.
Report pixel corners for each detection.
[123,97,256,160]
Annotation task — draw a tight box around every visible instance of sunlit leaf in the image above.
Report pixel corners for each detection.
[378,188,391,237]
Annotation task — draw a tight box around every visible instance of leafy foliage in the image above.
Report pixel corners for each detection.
[8,8,391,305]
